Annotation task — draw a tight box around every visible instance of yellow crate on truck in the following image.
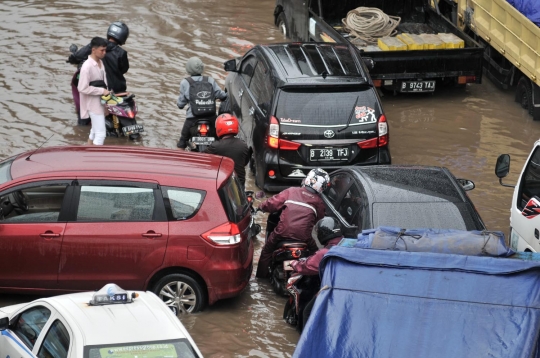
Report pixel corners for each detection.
[437,33,465,48]
[377,36,407,51]
[397,33,427,50]
[418,34,446,49]
[466,0,540,87]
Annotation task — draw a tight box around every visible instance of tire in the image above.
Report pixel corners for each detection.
[152,273,206,314]
[249,151,256,175]
[276,13,288,38]
[516,77,533,115]
[218,97,231,115]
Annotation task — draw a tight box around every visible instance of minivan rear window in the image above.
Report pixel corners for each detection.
[276,90,378,126]
[218,174,249,223]
[0,157,15,185]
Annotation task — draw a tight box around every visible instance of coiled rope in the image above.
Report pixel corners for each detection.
[342,7,401,45]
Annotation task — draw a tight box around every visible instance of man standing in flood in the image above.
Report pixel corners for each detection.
[78,37,110,145]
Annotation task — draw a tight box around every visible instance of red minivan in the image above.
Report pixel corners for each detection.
[0,146,255,313]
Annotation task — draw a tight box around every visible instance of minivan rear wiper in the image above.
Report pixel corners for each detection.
[338,96,360,133]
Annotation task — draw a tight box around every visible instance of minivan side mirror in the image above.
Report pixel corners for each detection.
[495,154,515,188]
[363,57,375,71]
[224,59,238,72]
[456,179,475,191]
[0,317,9,331]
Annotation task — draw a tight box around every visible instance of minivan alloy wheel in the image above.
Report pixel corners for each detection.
[153,273,205,314]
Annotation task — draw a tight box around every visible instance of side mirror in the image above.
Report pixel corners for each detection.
[495,154,510,178]
[223,59,238,72]
[69,44,78,54]
[0,317,9,331]
[456,179,475,191]
[363,57,375,71]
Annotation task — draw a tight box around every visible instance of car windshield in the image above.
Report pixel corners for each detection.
[276,89,379,126]
[372,202,481,230]
[85,339,199,358]
[0,157,14,185]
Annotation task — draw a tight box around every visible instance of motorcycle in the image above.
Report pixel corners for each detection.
[67,44,143,140]
[185,118,216,152]
[263,211,311,296]
[283,274,321,332]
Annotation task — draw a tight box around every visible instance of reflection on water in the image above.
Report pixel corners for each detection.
[1,0,540,356]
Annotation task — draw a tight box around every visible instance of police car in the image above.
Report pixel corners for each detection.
[0,284,203,357]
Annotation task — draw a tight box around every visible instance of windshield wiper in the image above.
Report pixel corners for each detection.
[338,96,360,133]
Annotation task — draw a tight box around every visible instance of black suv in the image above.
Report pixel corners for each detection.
[223,42,390,191]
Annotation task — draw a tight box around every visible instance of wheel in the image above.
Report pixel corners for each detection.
[516,77,533,115]
[152,273,206,314]
[277,13,288,38]
[10,191,28,213]
[249,151,256,174]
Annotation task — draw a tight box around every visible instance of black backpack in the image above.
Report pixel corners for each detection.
[186,76,216,117]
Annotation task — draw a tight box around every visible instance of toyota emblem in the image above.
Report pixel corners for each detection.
[323,130,335,139]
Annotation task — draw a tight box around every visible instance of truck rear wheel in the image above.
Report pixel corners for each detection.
[516,77,533,116]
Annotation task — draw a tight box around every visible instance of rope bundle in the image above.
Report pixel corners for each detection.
[342,7,401,44]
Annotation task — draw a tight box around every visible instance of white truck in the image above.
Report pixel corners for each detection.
[496,140,540,251]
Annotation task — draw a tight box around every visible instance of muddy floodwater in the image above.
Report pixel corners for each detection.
[1,0,540,357]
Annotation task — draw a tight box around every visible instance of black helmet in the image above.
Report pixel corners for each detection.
[312,217,342,247]
[107,22,129,45]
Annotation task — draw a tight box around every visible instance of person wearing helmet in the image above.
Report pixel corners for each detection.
[255,168,330,278]
[290,217,343,275]
[176,56,228,150]
[68,21,130,94]
[204,114,249,189]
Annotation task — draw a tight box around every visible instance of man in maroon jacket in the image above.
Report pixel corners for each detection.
[256,168,330,278]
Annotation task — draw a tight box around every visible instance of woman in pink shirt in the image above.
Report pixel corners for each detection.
[77,37,110,145]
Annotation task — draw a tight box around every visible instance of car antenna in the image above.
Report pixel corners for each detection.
[338,97,360,133]
[25,134,54,161]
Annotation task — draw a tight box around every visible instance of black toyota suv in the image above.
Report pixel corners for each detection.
[223,42,390,192]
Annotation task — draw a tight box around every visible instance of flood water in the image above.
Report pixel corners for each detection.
[0,0,539,356]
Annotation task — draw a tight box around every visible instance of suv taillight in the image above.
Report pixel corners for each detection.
[202,222,241,245]
[268,116,279,149]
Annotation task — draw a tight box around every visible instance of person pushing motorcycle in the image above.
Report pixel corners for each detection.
[255,168,329,278]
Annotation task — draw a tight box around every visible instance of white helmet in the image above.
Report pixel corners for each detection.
[302,168,330,194]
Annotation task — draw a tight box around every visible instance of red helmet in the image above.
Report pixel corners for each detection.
[215,113,239,138]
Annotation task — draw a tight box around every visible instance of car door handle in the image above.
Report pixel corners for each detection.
[40,231,61,238]
[249,107,255,116]
[238,89,243,97]
[142,231,162,238]
[535,228,539,240]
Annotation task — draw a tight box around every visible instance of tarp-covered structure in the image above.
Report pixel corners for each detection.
[293,228,540,358]
[508,0,540,26]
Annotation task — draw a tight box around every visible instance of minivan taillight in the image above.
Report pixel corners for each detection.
[268,116,279,149]
[356,115,388,148]
[378,115,388,147]
[202,222,241,245]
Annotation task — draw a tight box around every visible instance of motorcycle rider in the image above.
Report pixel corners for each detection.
[255,168,330,278]
[290,217,344,275]
[68,21,130,94]
[204,113,249,189]
[176,56,228,150]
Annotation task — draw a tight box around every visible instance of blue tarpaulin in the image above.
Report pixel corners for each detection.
[293,242,540,357]
[508,0,540,27]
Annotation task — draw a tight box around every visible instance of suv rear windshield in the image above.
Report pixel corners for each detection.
[0,157,15,185]
[218,174,249,223]
[276,89,378,126]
